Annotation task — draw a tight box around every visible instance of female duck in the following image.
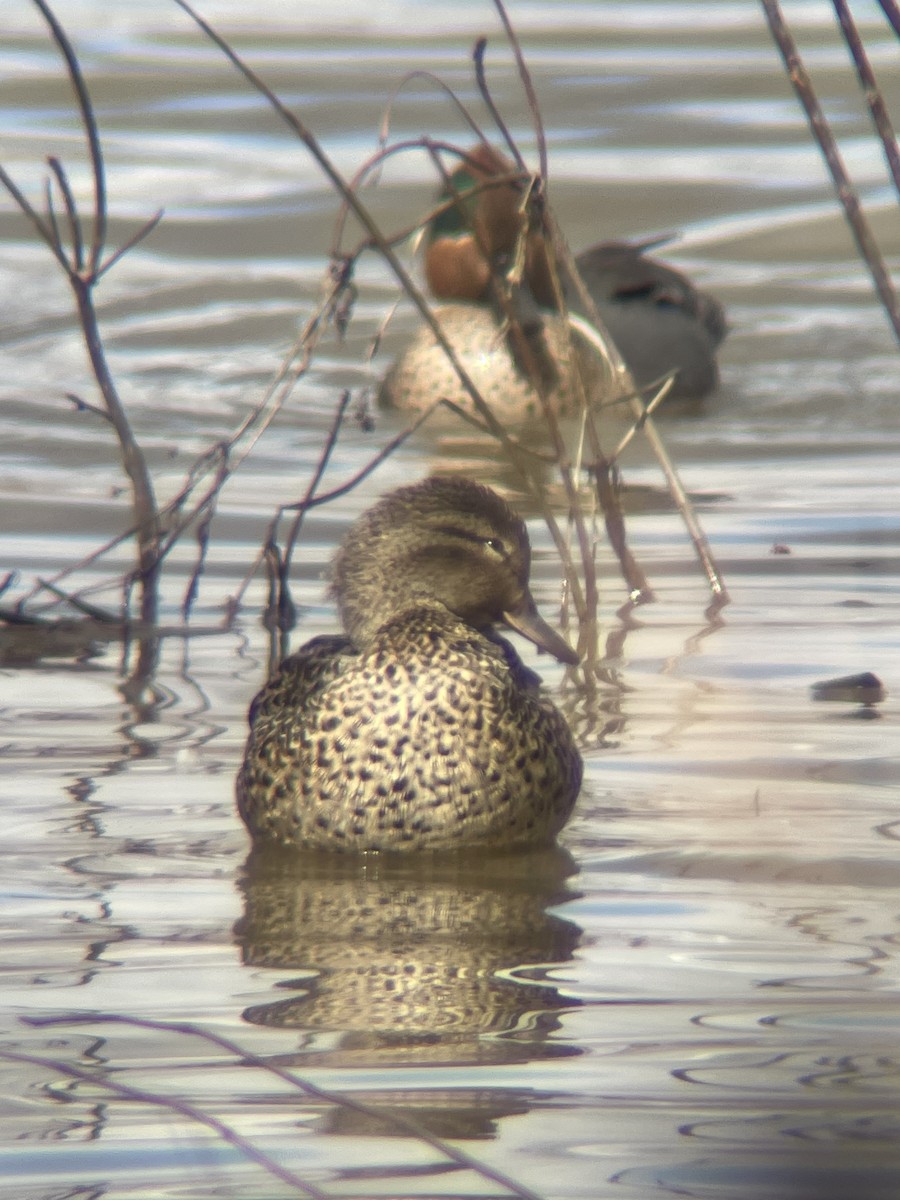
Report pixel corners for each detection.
[237,476,583,853]
[379,144,726,417]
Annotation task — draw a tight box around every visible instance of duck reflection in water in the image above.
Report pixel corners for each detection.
[235,846,583,1137]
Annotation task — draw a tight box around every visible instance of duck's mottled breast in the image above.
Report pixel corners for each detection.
[378,302,603,421]
[237,604,582,853]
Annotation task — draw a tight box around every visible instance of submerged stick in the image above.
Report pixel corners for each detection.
[0,1047,330,1200]
[22,1013,547,1200]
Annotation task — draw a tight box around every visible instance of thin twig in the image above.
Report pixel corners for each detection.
[831,0,900,201]
[228,397,451,620]
[876,0,900,39]
[281,401,448,514]
[609,376,675,459]
[47,155,83,268]
[181,453,229,622]
[98,209,165,278]
[282,391,352,578]
[35,580,120,622]
[66,390,112,423]
[491,0,548,181]
[377,69,488,160]
[22,1013,547,1200]
[760,0,900,344]
[474,40,527,171]
[0,163,68,270]
[0,1048,330,1200]
[174,0,598,638]
[31,0,107,273]
[571,309,725,597]
[266,391,353,651]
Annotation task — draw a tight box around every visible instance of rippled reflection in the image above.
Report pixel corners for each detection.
[237,848,581,1053]
[234,847,583,1138]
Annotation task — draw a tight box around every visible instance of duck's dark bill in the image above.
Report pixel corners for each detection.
[503,599,580,666]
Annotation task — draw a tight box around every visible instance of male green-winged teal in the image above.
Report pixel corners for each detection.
[379,144,726,418]
[237,475,583,853]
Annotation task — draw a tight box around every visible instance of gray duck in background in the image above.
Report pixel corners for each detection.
[237,476,583,853]
[566,239,728,403]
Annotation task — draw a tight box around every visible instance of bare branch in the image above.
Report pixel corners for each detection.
[492,0,548,180]
[30,0,107,272]
[47,155,83,269]
[0,163,70,271]
[98,209,165,278]
[474,40,527,170]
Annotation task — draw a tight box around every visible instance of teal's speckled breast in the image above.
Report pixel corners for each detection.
[237,605,581,852]
[378,302,603,422]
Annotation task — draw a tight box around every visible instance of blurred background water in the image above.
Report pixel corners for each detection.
[1,1,899,1198]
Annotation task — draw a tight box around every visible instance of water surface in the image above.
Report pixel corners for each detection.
[1,2,899,1198]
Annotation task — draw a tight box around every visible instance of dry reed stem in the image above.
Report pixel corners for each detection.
[760,0,900,344]
[498,0,727,604]
[474,14,605,652]
[0,0,169,683]
[174,0,608,659]
[487,0,726,605]
[831,0,900,200]
[5,0,731,678]
[878,0,900,38]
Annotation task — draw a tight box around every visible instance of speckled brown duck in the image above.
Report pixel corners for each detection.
[237,476,583,852]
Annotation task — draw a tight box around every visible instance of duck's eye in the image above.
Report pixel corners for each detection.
[483,537,505,555]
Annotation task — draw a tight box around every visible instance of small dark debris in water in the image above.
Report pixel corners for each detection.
[810,671,886,706]
[837,599,874,608]
[771,543,791,555]
[0,608,120,666]
[0,583,123,666]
